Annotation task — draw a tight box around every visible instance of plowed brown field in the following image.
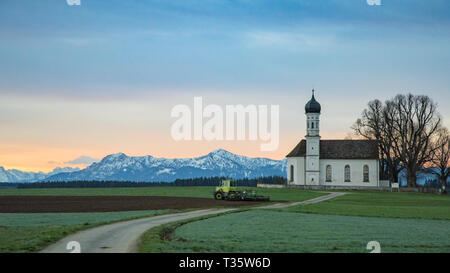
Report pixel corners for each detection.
[0,196,265,213]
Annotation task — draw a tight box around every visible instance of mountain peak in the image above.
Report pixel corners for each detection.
[103,153,127,160]
[209,148,232,156]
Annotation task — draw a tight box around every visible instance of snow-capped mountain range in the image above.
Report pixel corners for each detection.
[1,149,446,184]
[1,149,287,183]
[0,167,80,183]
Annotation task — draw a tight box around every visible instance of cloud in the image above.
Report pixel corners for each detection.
[64,156,99,165]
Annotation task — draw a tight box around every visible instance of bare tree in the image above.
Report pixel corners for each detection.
[353,100,403,183]
[427,127,450,192]
[387,94,441,187]
[354,94,442,187]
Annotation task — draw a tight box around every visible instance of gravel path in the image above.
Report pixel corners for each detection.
[40,208,234,253]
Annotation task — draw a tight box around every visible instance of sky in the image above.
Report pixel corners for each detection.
[0,0,449,172]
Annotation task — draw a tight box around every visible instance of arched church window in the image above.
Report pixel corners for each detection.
[326,165,332,182]
[290,165,294,182]
[363,165,369,182]
[344,165,351,182]
[311,122,314,129]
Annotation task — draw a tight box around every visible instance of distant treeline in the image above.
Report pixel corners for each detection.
[0,183,20,189]
[16,176,287,189]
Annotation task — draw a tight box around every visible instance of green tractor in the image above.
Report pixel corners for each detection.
[213,179,270,202]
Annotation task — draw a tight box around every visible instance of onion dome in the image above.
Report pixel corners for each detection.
[305,89,321,114]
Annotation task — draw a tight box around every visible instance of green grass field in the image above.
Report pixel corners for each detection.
[0,210,171,253]
[0,186,325,202]
[283,191,450,220]
[140,210,450,253]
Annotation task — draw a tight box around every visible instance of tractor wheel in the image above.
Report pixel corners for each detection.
[214,191,224,200]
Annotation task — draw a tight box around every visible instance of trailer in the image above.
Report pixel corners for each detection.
[213,179,270,202]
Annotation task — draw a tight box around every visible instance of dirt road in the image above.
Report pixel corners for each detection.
[41,208,234,253]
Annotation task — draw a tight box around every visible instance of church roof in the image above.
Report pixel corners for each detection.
[286,140,379,159]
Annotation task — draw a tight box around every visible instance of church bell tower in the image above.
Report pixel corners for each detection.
[305,89,321,185]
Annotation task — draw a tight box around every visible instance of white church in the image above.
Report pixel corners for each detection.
[286,90,381,188]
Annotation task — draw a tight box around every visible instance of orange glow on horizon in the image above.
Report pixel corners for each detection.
[0,132,351,173]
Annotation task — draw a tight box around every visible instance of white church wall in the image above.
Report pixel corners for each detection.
[287,157,305,185]
[319,159,379,187]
